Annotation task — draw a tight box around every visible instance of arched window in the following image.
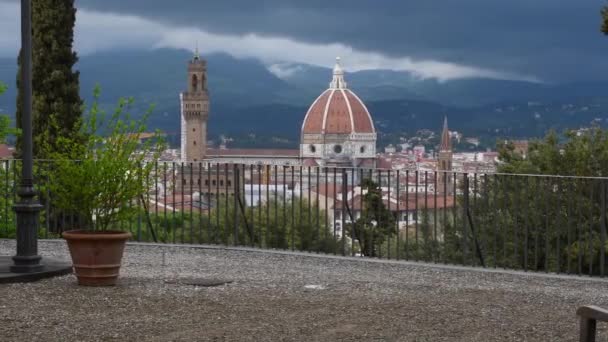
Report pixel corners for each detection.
[191,74,198,92]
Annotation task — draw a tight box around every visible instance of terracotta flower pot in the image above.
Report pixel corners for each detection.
[62,230,132,286]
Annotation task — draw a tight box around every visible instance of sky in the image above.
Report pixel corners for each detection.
[1,0,608,83]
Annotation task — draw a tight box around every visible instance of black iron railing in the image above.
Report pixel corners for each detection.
[1,159,607,276]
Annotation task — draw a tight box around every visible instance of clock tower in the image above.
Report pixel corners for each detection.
[180,48,209,162]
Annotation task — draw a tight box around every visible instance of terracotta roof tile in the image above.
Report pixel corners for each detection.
[0,144,14,159]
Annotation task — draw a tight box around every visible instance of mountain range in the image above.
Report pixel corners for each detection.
[1,48,607,149]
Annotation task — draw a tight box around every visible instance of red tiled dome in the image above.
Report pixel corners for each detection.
[302,88,374,134]
[301,58,375,135]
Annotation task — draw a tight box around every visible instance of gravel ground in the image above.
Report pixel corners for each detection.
[1,240,608,342]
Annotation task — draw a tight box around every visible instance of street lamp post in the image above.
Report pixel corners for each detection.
[0,0,71,283]
[11,0,43,273]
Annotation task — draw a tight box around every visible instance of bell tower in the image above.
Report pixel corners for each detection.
[437,116,453,194]
[180,47,209,162]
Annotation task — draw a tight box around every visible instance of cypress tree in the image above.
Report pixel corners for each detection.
[16,0,82,158]
[602,5,608,35]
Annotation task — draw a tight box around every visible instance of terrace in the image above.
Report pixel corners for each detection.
[2,240,608,341]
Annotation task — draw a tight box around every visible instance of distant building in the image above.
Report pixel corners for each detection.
[180,47,209,163]
[413,146,425,159]
[511,140,529,158]
[384,144,397,154]
[465,137,480,147]
[300,57,377,168]
[176,56,381,168]
[0,144,14,160]
[437,117,453,194]
[206,148,299,166]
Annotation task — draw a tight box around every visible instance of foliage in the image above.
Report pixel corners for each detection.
[602,4,608,35]
[466,128,608,273]
[15,0,82,158]
[0,160,62,239]
[346,178,396,257]
[0,81,15,144]
[0,82,15,237]
[43,87,165,231]
[127,193,339,253]
[498,128,608,177]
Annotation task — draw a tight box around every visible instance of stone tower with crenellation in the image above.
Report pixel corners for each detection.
[180,48,209,162]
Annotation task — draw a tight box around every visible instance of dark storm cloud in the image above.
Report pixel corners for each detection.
[50,0,608,81]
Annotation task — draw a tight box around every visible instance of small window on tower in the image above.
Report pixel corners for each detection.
[192,74,198,92]
[193,128,196,132]
[360,146,366,154]
[309,145,316,153]
[193,141,196,146]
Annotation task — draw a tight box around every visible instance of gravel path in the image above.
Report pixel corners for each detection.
[1,240,607,341]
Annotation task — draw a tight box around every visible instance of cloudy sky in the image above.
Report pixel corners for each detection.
[1,0,608,83]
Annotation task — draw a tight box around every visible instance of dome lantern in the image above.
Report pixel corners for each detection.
[329,56,347,89]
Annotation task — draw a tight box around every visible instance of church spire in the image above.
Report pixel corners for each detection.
[329,57,348,89]
[440,116,451,152]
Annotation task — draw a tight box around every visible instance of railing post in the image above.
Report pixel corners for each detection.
[233,164,239,246]
[463,173,469,264]
[341,169,348,256]
[579,316,596,342]
[576,306,608,342]
[600,180,606,277]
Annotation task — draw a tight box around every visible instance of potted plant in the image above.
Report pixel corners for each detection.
[44,88,164,286]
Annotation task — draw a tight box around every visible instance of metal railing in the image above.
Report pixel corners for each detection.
[1,159,607,277]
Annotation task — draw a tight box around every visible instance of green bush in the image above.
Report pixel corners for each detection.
[42,87,165,231]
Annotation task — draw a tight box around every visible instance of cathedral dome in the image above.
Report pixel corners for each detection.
[301,58,375,135]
